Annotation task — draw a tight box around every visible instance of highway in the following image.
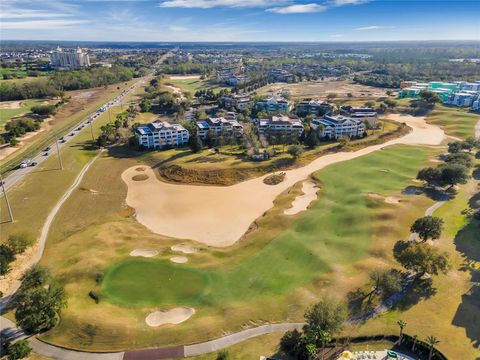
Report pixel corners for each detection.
[0,77,146,193]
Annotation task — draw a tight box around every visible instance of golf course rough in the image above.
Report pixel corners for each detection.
[103,146,428,308]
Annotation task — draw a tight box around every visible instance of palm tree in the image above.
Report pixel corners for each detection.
[319,330,331,360]
[411,335,418,352]
[397,320,407,344]
[426,336,440,360]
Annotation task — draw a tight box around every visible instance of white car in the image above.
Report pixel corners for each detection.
[19,159,32,168]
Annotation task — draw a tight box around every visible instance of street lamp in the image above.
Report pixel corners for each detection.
[0,172,14,222]
[55,138,64,170]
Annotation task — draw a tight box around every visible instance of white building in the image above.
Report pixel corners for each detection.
[256,97,291,113]
[50,47,90,69]
[448,91,479,107]
[296,99,331,116]
[136,121,189,149]
[223,94,252,111]
[196,117,243,139]
[312,115,366,139]
[340,106,378,128]
[257,115,304,138]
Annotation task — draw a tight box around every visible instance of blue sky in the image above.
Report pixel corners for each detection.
[1,0,479,42]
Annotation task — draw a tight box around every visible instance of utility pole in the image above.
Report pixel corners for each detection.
[89,121,95,143]
[55,139,63,170]
[0,172,14,222]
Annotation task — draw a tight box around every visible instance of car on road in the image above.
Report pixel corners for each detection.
[43,152,49,156]
[44,146,51,152]
[19,159,32,168]
[30,161,37,167]
[60,139,66,143]
[69,132,74,136]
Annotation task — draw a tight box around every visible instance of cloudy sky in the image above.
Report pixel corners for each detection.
[1,0,479,42]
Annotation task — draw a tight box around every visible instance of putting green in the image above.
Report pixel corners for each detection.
[103,146,428,307]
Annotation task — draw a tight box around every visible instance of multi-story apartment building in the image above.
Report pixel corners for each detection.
[223,94,252,111]
[50,47,90,69]
[257,115,304,138]
[256,97,291,113]
[446,91,479,107]
[296,99,331,116]
[340,106,378,128]
[136,121,189,149]
[311,115,366,139]
[227,75,249,86]
[268,68,294,83]
[196,117,243,139]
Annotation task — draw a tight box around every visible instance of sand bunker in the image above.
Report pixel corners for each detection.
[171,244,197,254]
[122,114,446,247]
[0,101,22,109]
[130,249,158,257]
[136,167,146,171]
[168,75,201,80]
[385,196,402,204]
[284,181,318,215]
[145,307,195,327]
[170,256,188,263]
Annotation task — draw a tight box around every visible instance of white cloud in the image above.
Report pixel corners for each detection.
[1,19,89,29]
[355,25,395,31]
[329,33,344,38]
[158,0,279,8]
[169,25,188,31]
[267,3,326,14]
[333,0,369,5]
[0,9,71,19]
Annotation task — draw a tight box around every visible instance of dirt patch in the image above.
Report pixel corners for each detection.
[170,256,188,263]
[385,196,402,204]
[263,172,286,185]
[168,75,201,80]
[0,100,22,109]
[80,187,99,194]
[145,307,195,327]
[284,180,318,215]
[132,174,149,181]
[130,249,158,258]
[171,244,197,254]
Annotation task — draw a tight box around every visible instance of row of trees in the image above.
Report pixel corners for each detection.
[0,66,134,101]
[0,233,34,277]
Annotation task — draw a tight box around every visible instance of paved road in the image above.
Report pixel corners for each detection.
[0,78,146,193]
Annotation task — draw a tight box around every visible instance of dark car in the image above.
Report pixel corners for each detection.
[44,146,51,152]
[43,152,49,156]
[60,139,66,143]
[30,162,37,167]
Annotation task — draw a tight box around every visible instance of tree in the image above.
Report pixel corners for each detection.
[31,104,56,117]
[447,141,463,154]
[416,167,442,186]
[139,98,152,112]
[426,336,440,360]
[216,350,229,360]
[287,144,304,160]
[410,216,444,242]
[462,136,479,152]
[303,296,348,344]
[318,330,331,360]
[305,129,319,148]
[0,244,15,276]
[189,133,203,153]
[394,242,450,277]
[338,136,350,148]
[7,232,34,254]
[367,269,402,301]
[397,320,407,344]
[444,152,473,168]
[419,90,440,105]
[6,339,31,360]
[280,329,303,357]
[440,163,469,188]
[15,284,67,333]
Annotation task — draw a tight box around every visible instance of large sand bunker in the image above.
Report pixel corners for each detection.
[171,244,197,254]
[284,181,318,215]
[130,249,158,257]
[122,114,445,247]
[145,307,195,327]
[170,256,188,263]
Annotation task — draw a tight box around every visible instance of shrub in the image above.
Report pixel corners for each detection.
[7,233,34,254]
[216,350,230,360]
[31,104,56,116]
[6,339,31,360]
[89,290,101,304]
[0,244,15,276]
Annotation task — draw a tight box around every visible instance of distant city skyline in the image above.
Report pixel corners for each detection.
[1,0,479,42]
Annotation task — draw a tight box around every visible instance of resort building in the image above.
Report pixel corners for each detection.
[196,117,243,139]
[227,75,249,86]
[311,115,366,139]
[136,121,189,149]
[340,106,378,128]
[256,97,292,113]
[223,94,252,111]
[268,68,294,83]
[257,115,304,138]
[445,91,479,107]
[296,99,331,116]
[50,47,90,69]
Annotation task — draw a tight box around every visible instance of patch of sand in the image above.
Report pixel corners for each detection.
[171,244,197,254]
[130,249,158,257]
[136,167,146,171]
[145,307,195,327]
[170,256,188,263]
[122,114,446,247]
[0,100,22,109]
[385,196,402,204]
[168,75,201,80]
[284,180,318,215]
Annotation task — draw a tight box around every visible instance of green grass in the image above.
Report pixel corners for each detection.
[103,146,428,307]
[0,99,46,127]
[165,76,227,95]
[426,109,479,139]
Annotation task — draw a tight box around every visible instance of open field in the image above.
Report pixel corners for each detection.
[257,78,388,100]
[425,109,480,139]
[0,99,46,127]
[164,75,228,95]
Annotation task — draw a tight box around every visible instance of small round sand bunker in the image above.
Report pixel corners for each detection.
[136,167,146,171]
[145,307,195,327]
[385,196,401,204]
[171,244,197,254]
[132,174,149,181]
[130,249,158,257]
[170,256,188,263]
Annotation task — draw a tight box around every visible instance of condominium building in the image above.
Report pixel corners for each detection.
[227,75,249,86]
[256,97,291,113]
[223,94,252,111]
[446,91,479,107]
[136,121,189,149]
[257,115,304,138]
[268,68,294,83]
[296,99,331,116]
[340,106,378,128]
[196,117,243,139]
[311,115,366,139]
[50,47,90,69]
